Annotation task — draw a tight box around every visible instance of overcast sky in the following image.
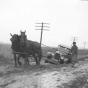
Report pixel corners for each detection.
[0,0,88,48]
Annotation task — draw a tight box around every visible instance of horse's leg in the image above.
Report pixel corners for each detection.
[26,56,30,66]
[17,54,22,67]
[34,54,39,65]
[23,55,28,66]
[38,52,42,65]
[23,56,26,66]
[13,53,17,67]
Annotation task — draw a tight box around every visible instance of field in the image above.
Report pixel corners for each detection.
[0,43,88,88]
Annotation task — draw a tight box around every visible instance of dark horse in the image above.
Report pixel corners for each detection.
[10,33,29,67]
[19,30,42,65]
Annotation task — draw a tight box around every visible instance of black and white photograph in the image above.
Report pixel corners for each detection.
[0,0,88,88]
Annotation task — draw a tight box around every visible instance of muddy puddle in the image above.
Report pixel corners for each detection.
[0,60,88,88]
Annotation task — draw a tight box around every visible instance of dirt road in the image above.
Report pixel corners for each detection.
[0,59,88,88]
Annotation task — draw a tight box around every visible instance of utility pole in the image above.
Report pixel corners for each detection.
[84,42,86,50]
[71,37,78,42]
[35,22,50,48]
[71,37,78,46]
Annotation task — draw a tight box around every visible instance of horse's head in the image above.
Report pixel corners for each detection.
[20,30,26,36]
[10,33,19,43]
[10,33,20,50]
[20,30,27,46]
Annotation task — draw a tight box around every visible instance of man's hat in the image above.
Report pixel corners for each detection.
[73,42,76,44]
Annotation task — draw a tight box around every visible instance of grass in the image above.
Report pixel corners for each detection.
[0,43,13,64]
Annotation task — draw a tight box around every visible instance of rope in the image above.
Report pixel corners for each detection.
[41,44,58,50]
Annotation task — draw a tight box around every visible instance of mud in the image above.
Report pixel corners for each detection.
[0,60,88,88]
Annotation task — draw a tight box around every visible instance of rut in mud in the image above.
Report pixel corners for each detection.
[0,57,88,88]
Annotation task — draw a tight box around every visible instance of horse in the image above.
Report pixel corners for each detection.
[19,30,42,65]
[10,33,29,67]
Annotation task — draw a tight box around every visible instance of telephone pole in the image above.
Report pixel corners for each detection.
[71,37,78,46]
[35,22,50,48]
[84,42,87,50]
[71,37,78,42]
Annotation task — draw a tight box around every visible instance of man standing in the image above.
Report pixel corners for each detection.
[71,42,78,67]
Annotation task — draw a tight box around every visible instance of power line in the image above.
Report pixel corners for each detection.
[35,22,50,48]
